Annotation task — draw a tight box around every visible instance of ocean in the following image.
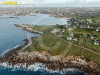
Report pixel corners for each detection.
[0,14,88,75]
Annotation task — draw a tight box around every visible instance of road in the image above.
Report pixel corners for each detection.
[20,38,32,52]
[54,33,100,56]
[73,43,100,56]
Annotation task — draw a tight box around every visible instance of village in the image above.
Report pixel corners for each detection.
[0,0,100,74]
[54,17,100,54]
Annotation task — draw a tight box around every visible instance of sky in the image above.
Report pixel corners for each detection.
[0,0,100,7]
[1,0,100,3]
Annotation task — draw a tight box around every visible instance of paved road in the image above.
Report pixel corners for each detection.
[20,38,32,52]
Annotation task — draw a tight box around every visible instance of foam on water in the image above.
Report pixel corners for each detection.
[0,62,88,75]
[0,14,88,75]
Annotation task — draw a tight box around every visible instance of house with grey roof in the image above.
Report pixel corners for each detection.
[94,40,100,45]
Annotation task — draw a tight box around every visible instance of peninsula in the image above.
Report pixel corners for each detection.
[0,24,100,75]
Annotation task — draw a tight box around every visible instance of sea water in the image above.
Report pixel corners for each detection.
[0,14,88,75]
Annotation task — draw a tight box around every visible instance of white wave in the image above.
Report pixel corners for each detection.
[0,62,86,74]
[27,63,63,73]
[61,68,77,74]
[11,69,16,71]
[27,63,45,71]
[0,62,8,68]
[0,62,61,73]
[0,62,12,68]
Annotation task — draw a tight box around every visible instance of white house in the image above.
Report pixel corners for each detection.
[96,29,99,32]
[94,40,100,45]
[90,35,98,40]
[67,36,72,40]
[63,29,65,32]
[96,27,100,31]
[68,28,74,31]
[73,38,78,41]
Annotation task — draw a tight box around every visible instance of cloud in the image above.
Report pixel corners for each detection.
[33,0,45,3]
[35,0,100,7]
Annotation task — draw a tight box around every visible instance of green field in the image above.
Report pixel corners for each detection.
[87,18,100,21]
[85,39,100,53]
[68,46,100,64]
[25,33,100,64]
[72,28,95,34]
[94,31,100,39]
[25,33,69,55]
[71,28,100,53]
[24,25,100,65]
[78,38,85,46]
[88,18,100,20]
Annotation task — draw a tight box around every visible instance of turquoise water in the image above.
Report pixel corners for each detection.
[0,14,88,75]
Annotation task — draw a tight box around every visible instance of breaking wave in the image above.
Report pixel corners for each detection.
[0,62,88,75]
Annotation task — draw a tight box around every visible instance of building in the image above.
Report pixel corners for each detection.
[90,35,98,40]
[94,40,100,45]
[73,38,78,41]
[67,36,72,40]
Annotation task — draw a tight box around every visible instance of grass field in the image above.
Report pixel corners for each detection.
[25,33,100,64]
[85,39,100,53]
[71,28,100,53]
[78,38,85,46]
[87,18,100,21]
[67,45,100,64]
[24,25,100,65]
[25,33,69,55]
[72,28,95,34]
[94,31,100,39]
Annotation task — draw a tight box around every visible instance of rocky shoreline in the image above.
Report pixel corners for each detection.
[0,25,100,75]
[0,37,100,75]
[15,24,43,34]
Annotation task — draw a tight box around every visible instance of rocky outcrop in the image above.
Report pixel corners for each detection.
[0,47,100,75]
[15,24,43,34]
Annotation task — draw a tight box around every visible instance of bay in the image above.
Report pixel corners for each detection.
[0,14,87,75]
